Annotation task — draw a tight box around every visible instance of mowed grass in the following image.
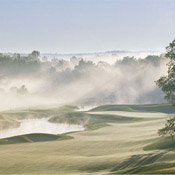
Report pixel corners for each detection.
[90,103,175,114]
[144,136,175,150]
[112,162,175,174]
[0,104,174,174]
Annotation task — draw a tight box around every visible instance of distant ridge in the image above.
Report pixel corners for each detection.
[2,50,161,57]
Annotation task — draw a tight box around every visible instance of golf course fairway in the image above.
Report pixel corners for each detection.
[0,104,175,174]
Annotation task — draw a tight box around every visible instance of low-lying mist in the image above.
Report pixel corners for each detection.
[0,118,84,139]
[0,52,168,111]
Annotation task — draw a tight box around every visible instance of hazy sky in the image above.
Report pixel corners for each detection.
[0,0,175,53]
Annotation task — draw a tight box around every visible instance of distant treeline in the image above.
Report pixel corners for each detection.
[0,50,168,107]
[0,50,167,77]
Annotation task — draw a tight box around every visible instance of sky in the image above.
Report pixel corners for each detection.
[0,0,175,53]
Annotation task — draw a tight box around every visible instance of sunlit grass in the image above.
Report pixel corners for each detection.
[0,104,174,174]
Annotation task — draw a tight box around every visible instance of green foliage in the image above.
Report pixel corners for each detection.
[156,39,175,105]
[31,50,40,58]
[0,51,41,76]
[158,117,175,140]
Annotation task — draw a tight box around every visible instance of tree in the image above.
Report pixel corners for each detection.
[158,117,175,142]
[156,39,175,105]
[156,39,175,142]
[31,50,40,58]
[29,50,40,61]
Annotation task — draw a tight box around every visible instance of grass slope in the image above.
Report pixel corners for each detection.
[112,162,175,174]
[111,152,166,172]
[144,136,175,150]
[0,104,174,174]
[90,103,175,113]
[0,133,73,145]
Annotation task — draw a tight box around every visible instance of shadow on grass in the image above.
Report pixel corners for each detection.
[111,162,175,174]
[0,133,73,145]
[144,136,175,151]
[111,152,165,173]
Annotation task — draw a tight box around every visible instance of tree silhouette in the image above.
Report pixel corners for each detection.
[156,39,175,142]
[156,39,175,105]
[158,117,175,142]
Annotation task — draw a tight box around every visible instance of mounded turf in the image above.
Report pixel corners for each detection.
[90,103,175,114]
[0,103,174,174]
[112,162,175,174]
[144,136,175,150]
[0,133,73,145]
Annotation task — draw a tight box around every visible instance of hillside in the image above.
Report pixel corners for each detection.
[90,103,175,113]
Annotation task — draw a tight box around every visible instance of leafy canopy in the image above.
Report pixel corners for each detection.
[156,39,175,141]
[156,39,175,105]
[158,117,175,140]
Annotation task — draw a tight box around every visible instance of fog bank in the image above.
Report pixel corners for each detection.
[0,52,168,110]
